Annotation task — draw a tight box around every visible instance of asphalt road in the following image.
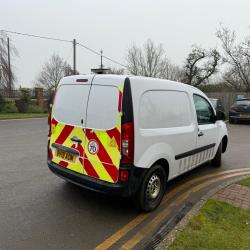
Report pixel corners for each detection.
[0,118,249,249]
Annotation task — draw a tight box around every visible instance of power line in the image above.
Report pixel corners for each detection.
[0,29,72,43]
[77,42,127,68]
[1,29,127,69]
[102,54,127,68]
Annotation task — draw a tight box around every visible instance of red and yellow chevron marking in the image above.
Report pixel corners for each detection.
[49,122,85,174]
[49,83,124,184]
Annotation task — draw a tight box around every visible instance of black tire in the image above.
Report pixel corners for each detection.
[211,142,222,167]
[134,165,166,212]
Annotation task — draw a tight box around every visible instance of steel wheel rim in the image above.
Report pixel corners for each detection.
[146,174,161,200]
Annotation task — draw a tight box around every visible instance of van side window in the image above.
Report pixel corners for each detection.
[139,90,192,129]
[193,94,214,125]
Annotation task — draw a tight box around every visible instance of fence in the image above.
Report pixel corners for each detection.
[205,92,250,114]
[0,88,249,115]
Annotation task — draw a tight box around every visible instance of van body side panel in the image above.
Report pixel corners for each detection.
[130,77,197,180]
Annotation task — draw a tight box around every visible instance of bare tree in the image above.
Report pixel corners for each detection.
[36,54,76,91]
[182,46,220,87]
[0,31,18,90]
[126,39,182,81]
[108,67,125,75]
[217,26,250,91]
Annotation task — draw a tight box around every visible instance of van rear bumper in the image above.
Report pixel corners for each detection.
[48,160,147,197]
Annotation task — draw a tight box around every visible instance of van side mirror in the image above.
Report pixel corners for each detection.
[216,110,226,121]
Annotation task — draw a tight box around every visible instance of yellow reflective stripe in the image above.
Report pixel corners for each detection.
[60,127,85,173]
[118,83,123,92]
[117,123,121,133]
[85,136,114,183]
[50,123,65,162]
[50,124,85,174]
[62,127,85,148]
[67,161,84,174]
[49,123,65,147]
[94,131,120,167]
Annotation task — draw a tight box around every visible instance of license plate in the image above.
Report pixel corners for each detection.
[55,149,76,163]
[240,114,250,118]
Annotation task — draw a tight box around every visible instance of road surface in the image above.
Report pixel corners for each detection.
[0,118,249,249]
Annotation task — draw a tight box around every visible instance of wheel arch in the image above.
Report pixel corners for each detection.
[222,135,228,153]
[151,158,169,181]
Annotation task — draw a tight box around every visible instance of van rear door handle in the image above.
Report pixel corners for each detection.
[198,131,204,137]
[71,136,82,143]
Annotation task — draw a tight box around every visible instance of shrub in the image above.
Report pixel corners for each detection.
[1,100,18,113]
[27,105,44,113]
[15,89,31,112]
[0,94,5,112]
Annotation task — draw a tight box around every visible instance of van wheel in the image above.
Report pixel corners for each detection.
[135,165,166,212]
[211,142,222,167]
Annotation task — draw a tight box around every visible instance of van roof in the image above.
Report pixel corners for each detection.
[59,74,204,95]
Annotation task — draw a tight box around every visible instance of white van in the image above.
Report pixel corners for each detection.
[48,74,228,211]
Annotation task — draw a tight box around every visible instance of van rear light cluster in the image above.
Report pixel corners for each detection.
[120,170,129,182]
[121,122,134,164]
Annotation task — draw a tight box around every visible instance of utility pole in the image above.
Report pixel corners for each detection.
[100,49,103,69]
[7,37,12,93]
[73,39,76,74]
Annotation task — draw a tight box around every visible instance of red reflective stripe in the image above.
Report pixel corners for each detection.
[49,148,53,160]
[59,160,68,168]
[71,143,84,157]
[103,162,119,182]
[86,131,118,182]
[106,127,121,151]
[55,125,74,144]
[51,118,58,126]
[84,159,99,178]
[118,91,122,112]
[87,132,113,165]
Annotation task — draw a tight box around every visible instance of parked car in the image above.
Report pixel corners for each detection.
[229,98,250,124]
[209,98,225,114]
[48,74,228,211]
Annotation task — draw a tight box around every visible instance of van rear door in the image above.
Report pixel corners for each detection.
[84,77,123,183]
[49,76,92,174]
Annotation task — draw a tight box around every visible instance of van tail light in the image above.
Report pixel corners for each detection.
[120,170,129,182]
[121,122,134,164]
[48,113,52,136]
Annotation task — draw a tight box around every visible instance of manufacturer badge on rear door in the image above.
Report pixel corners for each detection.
[88,140,99,155]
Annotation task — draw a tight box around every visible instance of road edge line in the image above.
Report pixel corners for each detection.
[94,168,250,250]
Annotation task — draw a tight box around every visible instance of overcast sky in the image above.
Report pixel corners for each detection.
[1,0,250,87]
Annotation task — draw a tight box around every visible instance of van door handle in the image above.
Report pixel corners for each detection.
[198,131,204,137]
[71,136,82,143]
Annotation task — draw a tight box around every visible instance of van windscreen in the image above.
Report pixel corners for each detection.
[53,84,90,127]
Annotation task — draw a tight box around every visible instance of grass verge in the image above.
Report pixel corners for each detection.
[0,113,48,119]
[238,177,250,188]
[169,199,250,250]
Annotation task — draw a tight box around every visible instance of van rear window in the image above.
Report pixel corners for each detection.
[53,84,90,127]
[86,85,119,130]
